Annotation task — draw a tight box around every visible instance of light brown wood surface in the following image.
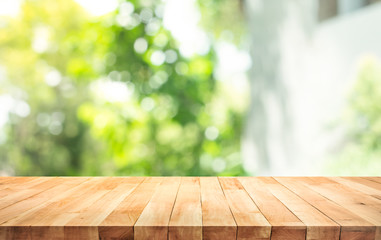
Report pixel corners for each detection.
[200,177,237,240]
[239,177,306,240]
[219,177,271,240]
[134,177,181,240]
[169,177,202,240]
[275,177,377,240]
[0,177,380,240]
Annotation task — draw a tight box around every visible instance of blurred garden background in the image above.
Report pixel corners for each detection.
[0,0,380,176]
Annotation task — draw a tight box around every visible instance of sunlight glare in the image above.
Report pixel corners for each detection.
[74,0,118,16]
[91,78,134,103]
[0,0,21,17]
[163,0,210,58]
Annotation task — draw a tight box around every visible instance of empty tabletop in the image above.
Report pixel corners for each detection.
[0,177,380,240]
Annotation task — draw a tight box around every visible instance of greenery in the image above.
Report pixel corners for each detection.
[3,0,377,177]
[198,0,245,44]
[0,0,246,176]
[326,57,381,175]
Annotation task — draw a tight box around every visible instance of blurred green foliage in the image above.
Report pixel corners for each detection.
[326,57,381,175]
[0,0,246,176]
[198,0,245,44]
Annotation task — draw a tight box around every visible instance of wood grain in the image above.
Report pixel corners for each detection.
[330,177,381,200]
[0,176,380,240]
[169,177,202,240]
[261,177,340,240]
[99,177,162,240]
[219,177,271,240]
[364,177,381,185]
[200,177,237,240]
[300,177,381,240]
[239,177,306,240]
[134,177,181,240]
[275,177,377,240]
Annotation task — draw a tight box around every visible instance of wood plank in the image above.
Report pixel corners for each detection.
[99,177,163,240]
[364,177,381,185]
[0,178,104,225]
[0,177,20,185]
[66,177,143,226]
[0,178,43,199]
[0,178,90,226]
[64,177,144,239]
[330,177,381,200]
[239,177,306,240]
[0,177,119,239]
[219,177,271,240]
[258,177,340,240]
[25,177,123,239]
[0,176,37,184]
[200,177,237,240]
[168,177,202,240]
[0,177,39,191]
[300,177,381,240]
[0,177,380,240]
[0,177,56,210]
[358,178,381,190]
[0,226,33,240]
[275,177,376,240]
[0,177,87,224]
[134,177,181,240]
[0,177,90,239]
[31,178,120,223]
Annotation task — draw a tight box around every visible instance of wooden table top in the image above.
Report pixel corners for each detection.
[0,177,380,240]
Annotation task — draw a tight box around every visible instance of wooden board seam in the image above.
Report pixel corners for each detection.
[273,177,348,226]
[167,177,183,238]
[0,177,61,212]
[237,177,274,239]
[217,177,239,240]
